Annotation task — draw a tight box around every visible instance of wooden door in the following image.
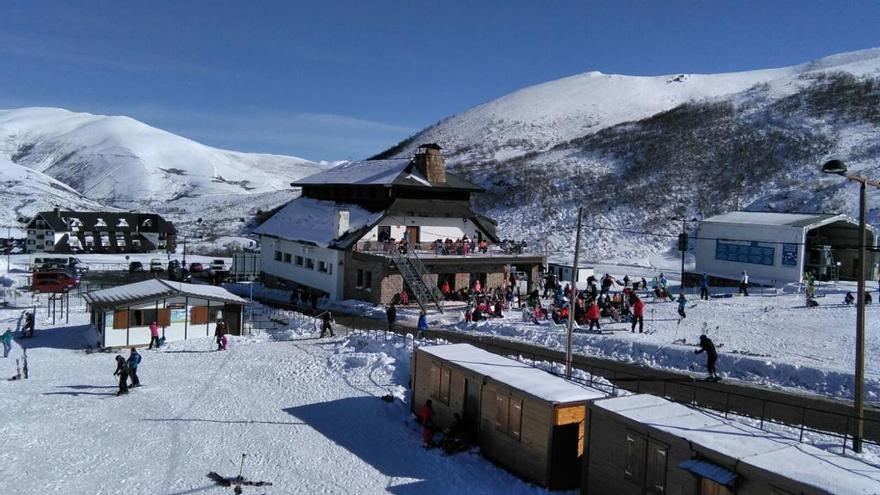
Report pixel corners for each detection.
[549,423,582,490]
[406,226,420,245]
[464,378,480,439]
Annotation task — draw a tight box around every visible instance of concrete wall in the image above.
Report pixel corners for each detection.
[259,236,344,299]
[694,223,804,284]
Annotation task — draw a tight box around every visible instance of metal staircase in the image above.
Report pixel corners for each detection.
[390,246,444,313]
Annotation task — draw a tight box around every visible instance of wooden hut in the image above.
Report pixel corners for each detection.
[83,279,246,348]
[412,343,605,490]
[583,394,880,495]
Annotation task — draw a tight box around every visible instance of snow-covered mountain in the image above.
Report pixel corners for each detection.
[377,48,880,264]
[0,107,326,242]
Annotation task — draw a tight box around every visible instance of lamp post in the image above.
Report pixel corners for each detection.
[821,159,878,453]
[671,217,698,295]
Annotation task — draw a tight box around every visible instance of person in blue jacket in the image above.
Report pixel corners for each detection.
[2,327,12,358]
[417,310,428,337]
[127,347,142,387]
[700,273,710,300]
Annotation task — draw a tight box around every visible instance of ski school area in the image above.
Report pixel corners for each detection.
[2,256,880,494]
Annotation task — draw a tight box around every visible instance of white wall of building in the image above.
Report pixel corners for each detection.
[259,236,344,299]
[695,223,805,284]
[361,216,479,243]
[99,296,237,348]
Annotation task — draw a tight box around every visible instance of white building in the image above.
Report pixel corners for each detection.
[83,279,246,348]
[695,211,876,284]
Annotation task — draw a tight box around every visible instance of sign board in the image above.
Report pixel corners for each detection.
[781,244,798,266]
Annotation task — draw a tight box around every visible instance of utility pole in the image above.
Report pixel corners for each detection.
[854,178,867,452]
[566,207,584,379]
[679,218,687,295]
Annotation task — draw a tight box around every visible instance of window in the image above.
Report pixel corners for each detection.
[364,270,372,289]
[47,231,54,236]
[129,309,158,327]
[318,261,329,273]
[356,269,364,288]
[715,240,775,266]
[283,253,292,264]
[36,235,44,240]
[295,256,304,266]
[625,432,668,494]
[305,258,315,270]
[429,363,451,404]
[274,250,282,261]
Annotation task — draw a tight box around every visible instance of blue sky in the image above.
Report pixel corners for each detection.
[1,1,878,161]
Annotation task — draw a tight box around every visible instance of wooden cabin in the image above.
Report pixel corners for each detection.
[83,279,246,349]
[412,343,605,490]
[583,394,880,495]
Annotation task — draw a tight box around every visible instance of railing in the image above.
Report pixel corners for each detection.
[354,240,538,257]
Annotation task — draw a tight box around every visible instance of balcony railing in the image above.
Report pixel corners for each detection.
[354,239,537,258]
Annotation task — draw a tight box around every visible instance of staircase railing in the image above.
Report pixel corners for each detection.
[406,246,445,304]
[389,246,443,313]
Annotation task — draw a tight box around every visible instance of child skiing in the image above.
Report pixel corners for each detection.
[677,292,687,323]
[320,312,335,338]
[113,355,129,395]
[127,347,142,387]
[417,310,428,337]
[2,327,12,358]
[694,335,719,381]
[631,294,645,333]
[586,299,601,332]
[700,273,710,300]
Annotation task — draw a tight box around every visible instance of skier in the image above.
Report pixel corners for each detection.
[586,299,601,332]
[2,327,12,358]
[220,333,228,351]
[113,355,129,395]
[694,334,719,381]
[677,292,687,321]
[739,271,749,296]
[700,273,710,300]
[844,292,855,305]
[631,294,645,333]
[386,303,397,332]
[23,312,35,338]
[320,312,335,338]
[214,319,226,351]
[417,310,428,336]
[148,321,160,350]
[127,347,142,387]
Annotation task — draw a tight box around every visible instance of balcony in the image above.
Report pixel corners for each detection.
[353,239,540,260]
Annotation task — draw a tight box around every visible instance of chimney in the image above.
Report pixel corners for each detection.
[414,143,446,184]
[334,209,350,239]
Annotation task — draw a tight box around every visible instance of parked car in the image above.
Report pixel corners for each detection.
[129,261,145,273]
[32,270,79,293]
[210,259,227,272]
[189,262,204,273]
[149,258,164,272]
[167,260,192,282]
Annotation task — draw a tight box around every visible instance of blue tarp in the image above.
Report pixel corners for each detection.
[678,459,738,487]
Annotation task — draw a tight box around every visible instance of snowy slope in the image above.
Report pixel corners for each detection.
[377,48,880,263]
[0,156,108,232]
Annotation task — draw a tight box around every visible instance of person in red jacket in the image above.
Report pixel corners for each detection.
[631,294,645,333]
[418,400,435,447]
[441,281,451,299]
[587,299,601,332]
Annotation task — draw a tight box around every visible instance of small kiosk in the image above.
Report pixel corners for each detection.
[412,343,605,490]
[83,279,246,349]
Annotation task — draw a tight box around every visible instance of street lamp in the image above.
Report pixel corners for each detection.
[821,159,879,453]
[671,217,699,295]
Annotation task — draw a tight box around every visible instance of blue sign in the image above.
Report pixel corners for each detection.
[781,244,798,266]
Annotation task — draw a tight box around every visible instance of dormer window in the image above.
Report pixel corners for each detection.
[96,217,107,227]
[117,218,129,228]
[142,219,153,228]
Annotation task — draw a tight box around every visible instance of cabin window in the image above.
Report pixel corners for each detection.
[364,271,372,289]
[493,393,521,440]
[356,269,364,288]
[129,309,158,327]
[318,261,329,274]
[428,364,451,405]
[295,256,304,266]
[283,253,292,264]
[700,478,733,495]
[625,431,668,494]
[305,258,315,270]
[274,251,282,261]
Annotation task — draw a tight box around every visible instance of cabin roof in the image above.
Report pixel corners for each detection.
[421,343,604,404]
[594,394,880,494]
[83,279,246,307]
[700,211,845,229]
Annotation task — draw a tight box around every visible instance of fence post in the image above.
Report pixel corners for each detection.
[759,401,766,430]
[798,408,807,443]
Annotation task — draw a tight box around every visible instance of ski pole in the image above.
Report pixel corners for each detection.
[237,453,246,479]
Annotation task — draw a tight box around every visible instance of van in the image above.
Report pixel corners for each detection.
[32,256,81,272]
[149,258,164,272]
[32,271,80,293]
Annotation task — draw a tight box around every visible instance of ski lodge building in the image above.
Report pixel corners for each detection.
[694,211,877,285]
[254,144,545,309]
[24,209,177,254]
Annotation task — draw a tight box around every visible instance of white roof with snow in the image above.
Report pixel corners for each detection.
[700,211,845,229]
[294,158,413,185]
[253,197,383,248]
[595,394,880,494]
[83,279,246,306]
[420,343,604,404]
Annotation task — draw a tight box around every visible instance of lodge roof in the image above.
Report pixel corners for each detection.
[82,279,246,307]
[31,210,177,234]
[291,157,483,192]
